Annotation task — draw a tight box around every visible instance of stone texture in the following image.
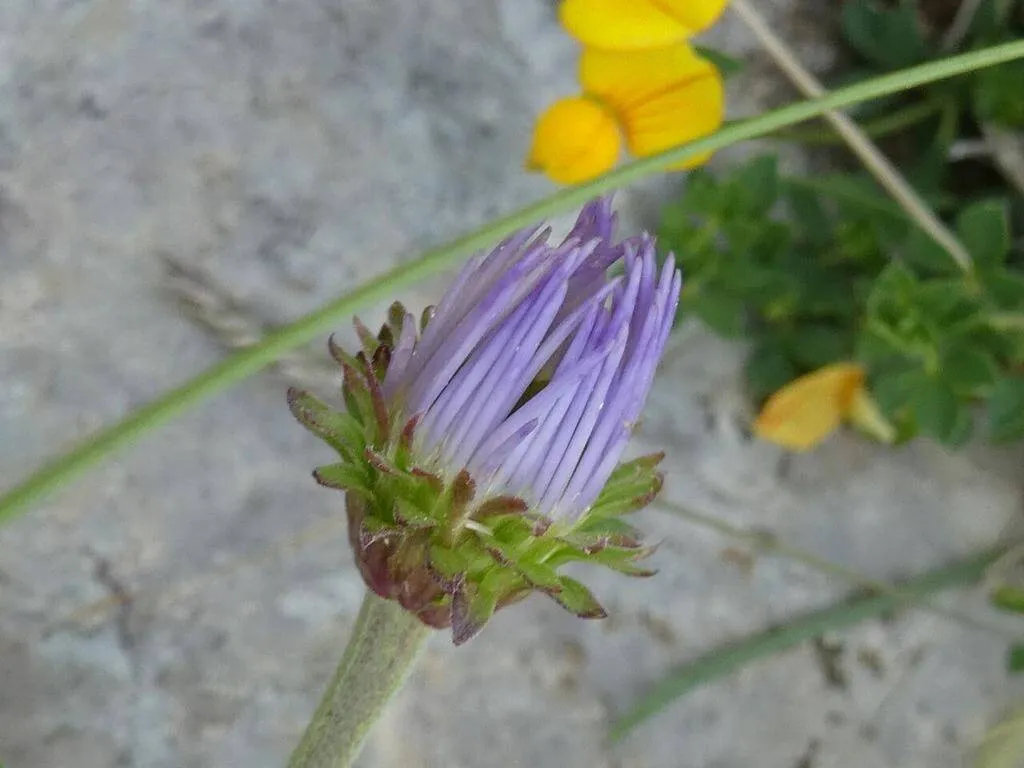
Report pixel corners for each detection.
[1,1,1023,767]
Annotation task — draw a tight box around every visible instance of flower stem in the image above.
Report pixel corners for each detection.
[766,98,943,145]
[287,592,430,768]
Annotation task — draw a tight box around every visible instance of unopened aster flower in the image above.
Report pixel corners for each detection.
[290,198,681,644]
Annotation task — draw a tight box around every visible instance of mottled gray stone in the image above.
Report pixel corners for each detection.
[2,1,1023,767]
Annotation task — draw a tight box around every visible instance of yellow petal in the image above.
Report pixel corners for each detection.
[846,387,897,444]
[753,363,866,452]
[526,96,622,184]
[580,45,725,169]
[560,0,729,50]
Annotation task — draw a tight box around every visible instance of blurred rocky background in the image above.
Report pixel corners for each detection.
[1,1,1022,766]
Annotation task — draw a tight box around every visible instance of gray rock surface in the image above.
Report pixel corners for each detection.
[2,1,1023,767]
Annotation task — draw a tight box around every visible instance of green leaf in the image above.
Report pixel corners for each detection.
[723,259,788,297]
[988,375,1024,441]
[394,499,439,529]
[287,388,367,459]
[910,376,960,442]
[688,290,747,337]
[974,61,1024,128]
[312,462,369,492]
[592,456,661,495]
[745,342,798,403]
[905,124,954,201]
[783,325,854,370]
[784,182,832,247]
[983,269,1024,310]
[515,558,562,590]
[358,516,403,546]
[957,199,1011,266]
[857,326,906,369]
[809,174,905,223]
[871,364,923,417]
[840,1,929,70]
[451,579,501,646]
[694,45,745,78]
[868,262,918,317]
[916,279,979,326]
[590,461,663,517]
[946,407,975,448]
[546,576,607,619]
[941,345,998,392]
[991,584,1024,614]
[968,0,1016,41]
[429,544,470,580]
[575,516,644,542]
[901,227,962,276]
[1007,644,1024,674]
[733,155,779,217]
[795,270,862,320]
[588,546,657,577]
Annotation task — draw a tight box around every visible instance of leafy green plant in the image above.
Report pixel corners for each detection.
[841,0,1023,131]
[658,0,1024,447]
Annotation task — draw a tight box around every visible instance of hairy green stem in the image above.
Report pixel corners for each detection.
[608,546,1005,742]
[2,40,1024,526]
[288,592,430,768]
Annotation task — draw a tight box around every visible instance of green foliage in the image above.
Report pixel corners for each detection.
[975,708,1024,768]
[974,60,1024,126]
[1009,644,1024,674]
[989,375,1024,440]
[658,0,1024,448]
[840,0,1024,132]
[661,149,1024,445]
[841,1,930,69]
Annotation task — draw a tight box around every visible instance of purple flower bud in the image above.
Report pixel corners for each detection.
[290,197,680,643]
[391,199,679,517]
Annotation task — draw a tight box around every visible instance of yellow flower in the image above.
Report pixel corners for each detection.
[754,363,896,451]
[581,46,723,168]
[527,44,724,184]
[526,97,622,184]
[560,0,730,50]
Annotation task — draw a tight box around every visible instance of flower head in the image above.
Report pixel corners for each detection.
[527,44,724,184]
[560,0,730,51]
[526,97,622,184]
[753,362,896,451]
[290,198,681,643]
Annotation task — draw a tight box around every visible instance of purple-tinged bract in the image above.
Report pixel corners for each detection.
[289,198,680,644]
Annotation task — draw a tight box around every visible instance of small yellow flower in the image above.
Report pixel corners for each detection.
[526,97,622,184]
[754,363,896,451]
[580,45,723,169]
[527,45,724,184]
[560,0,730,51]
